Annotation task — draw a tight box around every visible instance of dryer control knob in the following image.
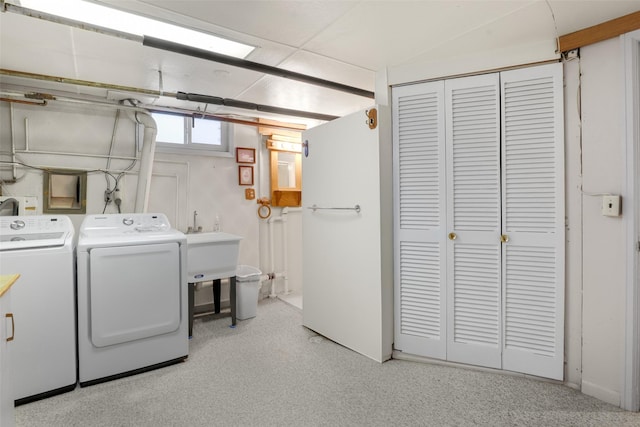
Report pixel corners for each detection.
[122,218,134,226]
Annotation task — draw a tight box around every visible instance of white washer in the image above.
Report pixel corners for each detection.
[0,215,76,404]
[77,213,188,386]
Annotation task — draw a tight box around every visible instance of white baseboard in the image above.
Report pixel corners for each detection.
[582,380,621,407]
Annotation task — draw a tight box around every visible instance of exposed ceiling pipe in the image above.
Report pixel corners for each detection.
[175,92,338,121]
[142,36,375,99]
[0,68,338,122]
[2,3,374,99]
[0,97,47,106]
[0,86,312,132]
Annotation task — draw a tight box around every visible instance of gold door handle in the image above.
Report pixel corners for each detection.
[500,234,509,243]
[448,232,457,241]
[6,313,14,342]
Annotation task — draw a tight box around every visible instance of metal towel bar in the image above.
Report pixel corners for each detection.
[308,204,361,213]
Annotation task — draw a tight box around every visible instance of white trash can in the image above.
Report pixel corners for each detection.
[235,265,262,320]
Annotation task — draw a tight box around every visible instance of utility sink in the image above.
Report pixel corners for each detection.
[185,232,242,282]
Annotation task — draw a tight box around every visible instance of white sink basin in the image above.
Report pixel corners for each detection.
[185,232,242,282]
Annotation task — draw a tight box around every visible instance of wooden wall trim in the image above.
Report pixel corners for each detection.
[559,10,640,52]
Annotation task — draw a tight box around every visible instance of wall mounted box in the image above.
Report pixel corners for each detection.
[602,195,621,216]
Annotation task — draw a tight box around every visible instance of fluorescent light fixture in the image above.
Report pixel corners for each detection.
[16,0,255,58]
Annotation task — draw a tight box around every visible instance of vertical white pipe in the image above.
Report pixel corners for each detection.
[127,111,157,213]
[268,215,277,297]
[9,104,16,180]
[282,207,290,295]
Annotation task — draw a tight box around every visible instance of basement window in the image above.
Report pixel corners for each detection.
[151,112,232,156]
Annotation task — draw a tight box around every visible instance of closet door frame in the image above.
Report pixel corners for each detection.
[623,29,640,412]
[392,63,565,380]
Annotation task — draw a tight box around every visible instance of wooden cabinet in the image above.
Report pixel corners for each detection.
[0,274,18,427]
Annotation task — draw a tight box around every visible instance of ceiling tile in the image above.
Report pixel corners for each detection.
[238,74,372,118]
[278,50,375,91]
[550,0,640,35]
[303,1,529,70]
[137,0,359,47]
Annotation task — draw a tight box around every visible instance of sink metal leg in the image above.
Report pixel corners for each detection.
[188,282,194,338]
[213,279,221,313]
[230,276,236,327]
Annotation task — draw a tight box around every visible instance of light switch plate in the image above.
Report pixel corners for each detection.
[602,195,621,216]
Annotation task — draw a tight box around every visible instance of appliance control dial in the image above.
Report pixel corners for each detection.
[10,220,25,230]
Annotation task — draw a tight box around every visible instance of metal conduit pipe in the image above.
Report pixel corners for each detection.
[143,36,375,99]
[2,3,367,123]
[2,3,373,100]
[175,92,338,121]
[0,69,339,122]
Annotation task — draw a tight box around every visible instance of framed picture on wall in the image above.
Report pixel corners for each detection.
[238,165,254,186]
[236,147,256,164]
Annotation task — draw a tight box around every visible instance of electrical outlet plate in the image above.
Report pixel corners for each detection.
[602,195,621,216]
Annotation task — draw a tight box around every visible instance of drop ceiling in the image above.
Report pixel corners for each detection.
[1,0,639,128]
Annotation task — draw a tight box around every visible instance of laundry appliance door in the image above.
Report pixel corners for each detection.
[89,242,181,347]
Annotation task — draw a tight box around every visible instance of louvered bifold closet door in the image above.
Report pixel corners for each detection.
[445,74,502,369]
[500,63,565,380]
[393,81,447,359]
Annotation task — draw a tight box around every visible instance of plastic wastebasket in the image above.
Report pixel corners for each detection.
[235,265,262,320]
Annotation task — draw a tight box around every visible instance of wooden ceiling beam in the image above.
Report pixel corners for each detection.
[559,10,640,52]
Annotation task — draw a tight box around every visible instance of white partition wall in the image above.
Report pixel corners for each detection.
[302,106,393,363]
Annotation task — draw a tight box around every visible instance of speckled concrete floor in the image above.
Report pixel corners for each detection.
[15,299,640,426]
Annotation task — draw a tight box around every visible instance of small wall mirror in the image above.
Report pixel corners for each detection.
[277,152,298,188]
[269,146,301,207]
[43,169,87,214]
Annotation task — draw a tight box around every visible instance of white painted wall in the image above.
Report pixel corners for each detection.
[578,37,629,406]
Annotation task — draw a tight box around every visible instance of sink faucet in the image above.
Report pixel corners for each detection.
[189,210,202,233]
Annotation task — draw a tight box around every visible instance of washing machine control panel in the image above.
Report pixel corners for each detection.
[1,215,71,233]
[0,215,73,249]
[81,213,172,235]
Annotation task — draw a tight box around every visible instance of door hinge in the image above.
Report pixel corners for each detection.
[366,108,377,129]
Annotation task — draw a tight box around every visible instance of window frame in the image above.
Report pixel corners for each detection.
[150,111,233,157]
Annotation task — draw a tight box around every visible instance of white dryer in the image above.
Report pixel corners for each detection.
[77,213,188,386]
[0,215,76,404]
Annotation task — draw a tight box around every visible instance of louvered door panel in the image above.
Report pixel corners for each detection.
[397,94,441,230]
[398,242,441,338]
[452,243,500,344]
[501,63,565,380]
[504,246,557,356]
[445,74,502,369]
[393,81,446,359]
